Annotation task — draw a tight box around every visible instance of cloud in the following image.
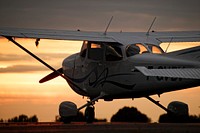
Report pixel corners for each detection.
[0,53,70,62]
[0,93,67,105]
[0,53,31,61]
[0,0,199,31]
[0,65,48,73]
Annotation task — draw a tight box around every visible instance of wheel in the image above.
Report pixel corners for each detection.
[85,106,95,123]
[60,116,73,124]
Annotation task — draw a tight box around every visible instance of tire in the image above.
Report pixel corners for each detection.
[85,106,95,123]
[61,116,73,124]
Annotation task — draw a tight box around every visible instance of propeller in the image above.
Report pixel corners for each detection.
[39,68,63,83]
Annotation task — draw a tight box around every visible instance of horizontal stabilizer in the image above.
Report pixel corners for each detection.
[135,66,200,79]
[166,46,200,62]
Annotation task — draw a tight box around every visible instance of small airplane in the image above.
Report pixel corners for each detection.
[0,18,200,123]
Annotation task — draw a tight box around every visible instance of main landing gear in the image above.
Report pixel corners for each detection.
[146,96,171,114]
[146,96,189,116]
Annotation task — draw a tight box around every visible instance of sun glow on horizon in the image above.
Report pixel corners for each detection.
[160,42,200,52]
[0,38,200,122]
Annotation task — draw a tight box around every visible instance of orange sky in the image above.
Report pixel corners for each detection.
[0,38,200,122]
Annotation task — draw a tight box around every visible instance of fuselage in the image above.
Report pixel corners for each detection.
[62,41,200,100]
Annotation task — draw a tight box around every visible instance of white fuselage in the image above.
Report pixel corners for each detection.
[62,42,200,100]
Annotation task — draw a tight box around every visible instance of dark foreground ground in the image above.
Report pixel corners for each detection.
[0,122,200,133]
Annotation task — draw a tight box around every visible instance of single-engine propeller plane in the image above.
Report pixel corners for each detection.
[0,20,200,123]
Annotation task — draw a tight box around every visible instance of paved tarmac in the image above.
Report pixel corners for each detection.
[0,122,200,133]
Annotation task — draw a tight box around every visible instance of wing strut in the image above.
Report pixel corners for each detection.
[146,96,172,114]
[4,36,66,79]
[3,36,85,93]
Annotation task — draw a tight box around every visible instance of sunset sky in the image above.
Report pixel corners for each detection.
[0,0,200,122]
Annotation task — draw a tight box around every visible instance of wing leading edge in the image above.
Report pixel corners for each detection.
[149,31,200,43]
[0,27,116,42]
[0,27,200,45]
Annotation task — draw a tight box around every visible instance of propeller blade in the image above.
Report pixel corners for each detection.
[39,68,63,83]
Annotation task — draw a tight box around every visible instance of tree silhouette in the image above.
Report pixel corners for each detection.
[188,115,200,123]
[18,114,28,122]
[7,114,38,122]
[28,115,38,122]
[111,106,151,123]
[56,111,107,123]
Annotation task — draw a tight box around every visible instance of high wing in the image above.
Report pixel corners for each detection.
[135,66,200,80]
[0,27,200,45]
[149,31,200,43]
[0,27,116,42]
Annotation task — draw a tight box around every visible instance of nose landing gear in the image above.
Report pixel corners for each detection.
[85,105,95,123]
[78,92,106,123]
[59,92,106,123]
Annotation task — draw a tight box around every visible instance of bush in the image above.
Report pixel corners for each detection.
[7,114,38,122]
[111,106,151,123]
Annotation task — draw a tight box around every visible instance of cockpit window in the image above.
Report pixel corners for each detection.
[105,45,123,61]
[126,43,148,57]
[80,41,123,61]
[88,42,104,61]
[147,44,163,54]
[80,41,104,61]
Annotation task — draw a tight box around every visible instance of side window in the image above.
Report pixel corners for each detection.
[136,44,148,54]
[105,45,123,61]
[126,43,148,57]
[88,43,104,61]
[147,44,163,54]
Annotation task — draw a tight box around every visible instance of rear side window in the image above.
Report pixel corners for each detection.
[147,44,163,54]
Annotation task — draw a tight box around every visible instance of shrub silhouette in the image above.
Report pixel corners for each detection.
[56,111,107,122]
[111,106,151,123]
[7,114,38,122]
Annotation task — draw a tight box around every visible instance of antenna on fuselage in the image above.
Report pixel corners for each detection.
[146,17,156,36]
[104,16,113,35]
[165,37,173,53]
